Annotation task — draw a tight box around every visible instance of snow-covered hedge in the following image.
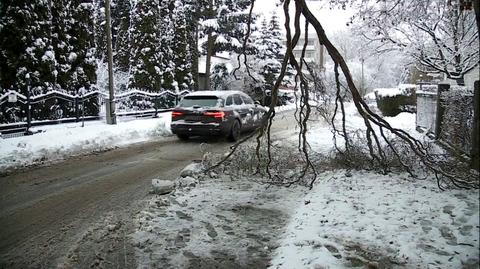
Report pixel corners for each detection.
[440,86,474,154]
[375,85,416,117]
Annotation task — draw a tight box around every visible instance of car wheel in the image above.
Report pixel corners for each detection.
[177,134,189,140]
[228,120,241,142]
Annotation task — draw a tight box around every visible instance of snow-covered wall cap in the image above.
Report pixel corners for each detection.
[442,85,474,98]
[374,88,402,97]
[363,92,376,100]
[398,84,416,90]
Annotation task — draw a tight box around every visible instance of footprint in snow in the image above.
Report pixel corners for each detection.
[439,226,457,245]
[443,205,455,216]
[175,211,193,221]
[203,221,218,239]
[420,219,433,233]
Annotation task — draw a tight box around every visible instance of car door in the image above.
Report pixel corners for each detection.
[240,94,258,129]
[233,94,250,129]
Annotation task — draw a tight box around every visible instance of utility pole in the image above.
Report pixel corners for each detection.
[105,0,116,124]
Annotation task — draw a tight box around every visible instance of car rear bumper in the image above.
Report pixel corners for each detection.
[171,122,229,137]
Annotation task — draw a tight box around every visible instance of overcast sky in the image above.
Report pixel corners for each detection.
[252,0,354,36]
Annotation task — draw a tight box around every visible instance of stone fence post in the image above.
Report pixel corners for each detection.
[471,80,479,171]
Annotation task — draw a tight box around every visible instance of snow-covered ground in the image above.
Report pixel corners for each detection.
[271,104,479,268]
[0,104,296,171]
[269,170,479,269]
[0,113,172,171]
[131,103,479,268]
[1,102,478,268]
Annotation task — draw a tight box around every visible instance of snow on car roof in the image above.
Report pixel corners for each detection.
[184,90,247,99]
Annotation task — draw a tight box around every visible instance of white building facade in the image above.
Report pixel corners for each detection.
[287,34,325,71]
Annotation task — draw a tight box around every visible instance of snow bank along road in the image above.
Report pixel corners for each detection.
[0,112,295,269]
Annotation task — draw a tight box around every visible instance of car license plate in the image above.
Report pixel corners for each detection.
[185,116,203,122]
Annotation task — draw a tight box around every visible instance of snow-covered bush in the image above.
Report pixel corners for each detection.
[375,85,416,117]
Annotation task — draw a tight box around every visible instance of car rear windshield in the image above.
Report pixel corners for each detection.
[179,96,222,108]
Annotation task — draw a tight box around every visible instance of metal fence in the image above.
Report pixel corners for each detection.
[0,88,189,127]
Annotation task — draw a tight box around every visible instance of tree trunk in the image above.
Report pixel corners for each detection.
[474,0,480,35]
[205,33,214,91]
[191,23,199,91]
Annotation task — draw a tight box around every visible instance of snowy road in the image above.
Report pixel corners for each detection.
[0,111,296,269]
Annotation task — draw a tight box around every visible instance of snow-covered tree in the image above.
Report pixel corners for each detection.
[255,13,285,87]
[111,0,132,72]
[51,0,76,92]
[329,30,410,94]
[350,0,479,85]
[179,0,200,90]
[197,0,256,90]
[92,0,107,60]
[172,0,193,92]
[210,63,230,91]
[68,1,97,94]
[158,0,176,91]
[0,0,56,93]
[128,0,162,91]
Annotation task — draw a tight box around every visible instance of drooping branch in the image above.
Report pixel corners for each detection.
[298,0,478,189]
[208,0,293,174]
[208,0,478,190]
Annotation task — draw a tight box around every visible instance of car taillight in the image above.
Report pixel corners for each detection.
[172,111,183,117]
[204,111,225,119]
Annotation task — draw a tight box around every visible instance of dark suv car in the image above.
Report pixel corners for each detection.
[170,91,266,141]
